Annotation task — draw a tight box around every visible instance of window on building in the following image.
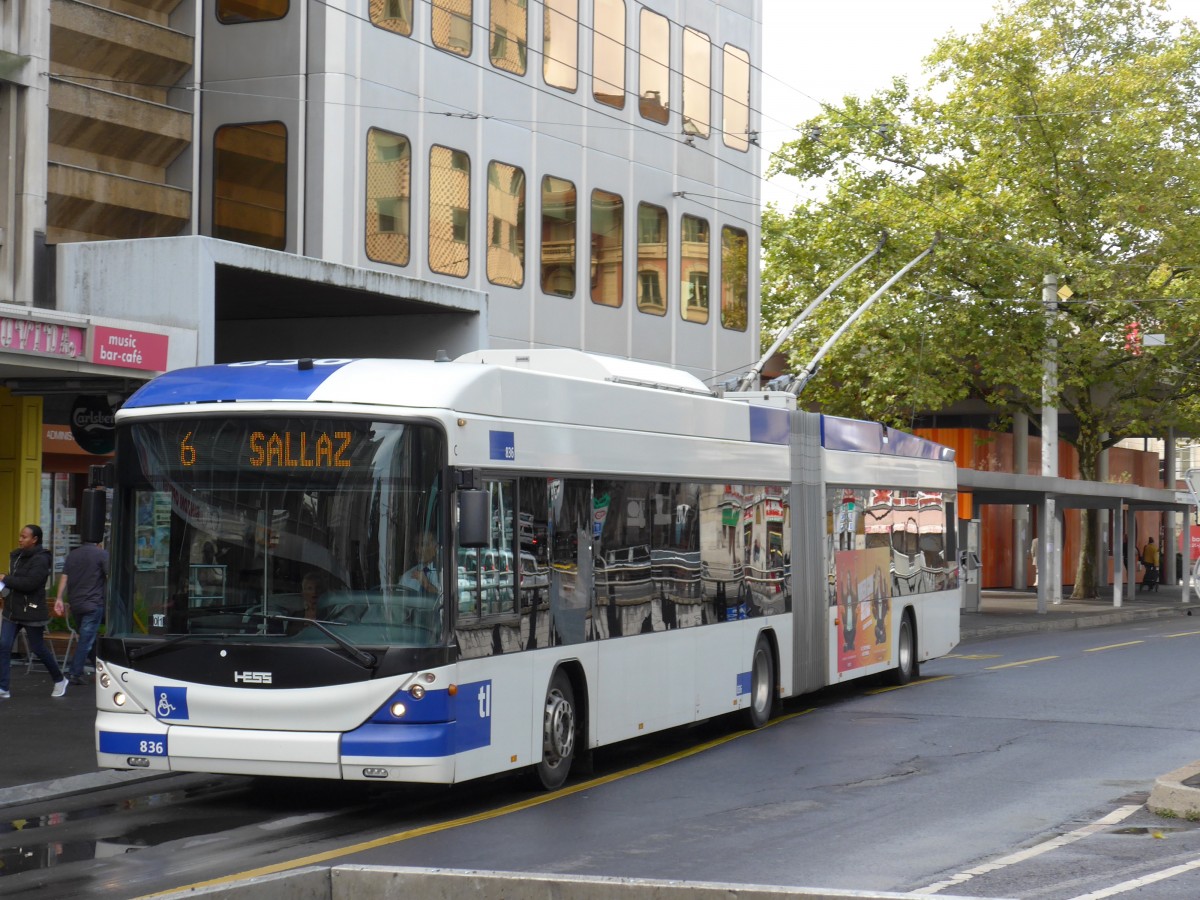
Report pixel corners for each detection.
[638,8,670,125]
[369,0,413,36]
[429,145,470,277]
[541,175,576,297]
[217,0,288,23]
[682,27,711,139]
[591,189,623,307]
[636,202,667,315]
[213,121,287,251]
[680,214,709,324]
[721,226,748,331]
[543,0,578,91]
[487,161,526,287]
[433,0,473,56]
[490,0,528,75]
[723,44,751,151]
[593,0,625,109]
[365,129,411,266]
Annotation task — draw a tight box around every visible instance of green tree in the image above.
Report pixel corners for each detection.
[764,0,1200,597]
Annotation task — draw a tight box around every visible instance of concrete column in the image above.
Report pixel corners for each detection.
[1013,411,1029,590]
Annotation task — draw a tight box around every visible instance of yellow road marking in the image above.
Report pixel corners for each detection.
[134,706,816,898]
[1165,630,1200,638]
[868,675,954,694]
[985,656,1058,670]
[1084,641,1143,652]
[945,653,1002,660]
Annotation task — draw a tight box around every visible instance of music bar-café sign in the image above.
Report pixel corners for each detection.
[0,315,169,373]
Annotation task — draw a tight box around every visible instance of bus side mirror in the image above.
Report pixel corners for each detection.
[80,488,107,544]
[458,489,489,548]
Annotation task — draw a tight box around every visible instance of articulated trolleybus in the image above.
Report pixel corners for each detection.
[96,350,960,788]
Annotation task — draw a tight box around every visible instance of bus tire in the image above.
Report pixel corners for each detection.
[533,669,576,790]
[890,611,918,686]
[743,633,775,729]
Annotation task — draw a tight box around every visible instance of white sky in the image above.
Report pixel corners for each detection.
[760,0,1200,208]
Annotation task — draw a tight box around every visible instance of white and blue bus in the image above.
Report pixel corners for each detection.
[95,350,960,788]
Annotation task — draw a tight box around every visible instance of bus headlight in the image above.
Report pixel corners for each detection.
[389,701,407,718]
[99,672,112,689]
[113,692,127,707]
[408,683,425,700]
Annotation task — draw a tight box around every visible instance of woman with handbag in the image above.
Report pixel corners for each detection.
[0,524,68,699]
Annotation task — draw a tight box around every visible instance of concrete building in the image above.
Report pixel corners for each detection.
[0,0,762,559]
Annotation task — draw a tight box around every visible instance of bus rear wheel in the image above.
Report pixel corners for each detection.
[533,670,576,790]
[890,612,918,686]
[743,634,775,729]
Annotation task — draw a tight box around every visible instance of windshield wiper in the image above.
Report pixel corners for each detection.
[128,632,238,662]
[248,613,378,670]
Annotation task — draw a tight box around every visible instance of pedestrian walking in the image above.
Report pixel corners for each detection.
[0,524,68,699]
[54,538,109,684]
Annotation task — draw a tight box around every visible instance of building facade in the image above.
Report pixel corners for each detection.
[0,0,763,555]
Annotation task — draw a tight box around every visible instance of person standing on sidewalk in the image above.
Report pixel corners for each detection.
[0,524,68,699]
[54,538,108,685]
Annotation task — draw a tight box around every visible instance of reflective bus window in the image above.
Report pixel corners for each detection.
[636,202,667,315]
[720,225,748,331]
[366,129,411,267]
[490,0,527,74]
[487,161,525,287]
[368,0,412,36]
[543,0,578,91]
[722,44,750,151]
[429,145,470,277]
[682,27,710,139]
[541,175,576,297]
[680,214,708,324]
[213,121,287,251]
[638,8,669,124]
[591,189,623,307]
[433,0,472,56]
[593,0,625,109]
[218,0,288,23]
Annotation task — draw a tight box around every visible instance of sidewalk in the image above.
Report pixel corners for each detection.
[1,584,1197,811]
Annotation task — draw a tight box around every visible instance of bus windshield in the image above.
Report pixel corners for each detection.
[108,415,446,648]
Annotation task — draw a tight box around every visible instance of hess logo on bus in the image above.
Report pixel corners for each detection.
[234,671,272,684]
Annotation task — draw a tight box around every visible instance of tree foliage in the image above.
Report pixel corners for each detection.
[764,0,1200,463]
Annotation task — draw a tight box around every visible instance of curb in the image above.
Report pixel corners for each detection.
[962,605,1196,642]
[1149,762,1200,820]
[0,769,178,810]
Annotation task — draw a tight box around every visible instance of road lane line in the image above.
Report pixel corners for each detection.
[867,675,954,694]
[985,656,1058,670]
[1084,641,1144,652]
[1164,630,1200,638]
[913,805,1141,895]
[132,706,816,898]
[1065,855,1200,899]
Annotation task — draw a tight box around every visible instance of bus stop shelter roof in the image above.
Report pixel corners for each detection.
[957,468,1193,512]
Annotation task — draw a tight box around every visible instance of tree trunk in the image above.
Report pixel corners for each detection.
[1071,429,1103,600]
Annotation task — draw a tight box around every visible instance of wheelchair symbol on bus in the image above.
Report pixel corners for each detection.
[157,692,176,717]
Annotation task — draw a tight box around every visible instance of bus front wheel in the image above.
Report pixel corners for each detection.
[533,670,576,790]
[744,634,775,729]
